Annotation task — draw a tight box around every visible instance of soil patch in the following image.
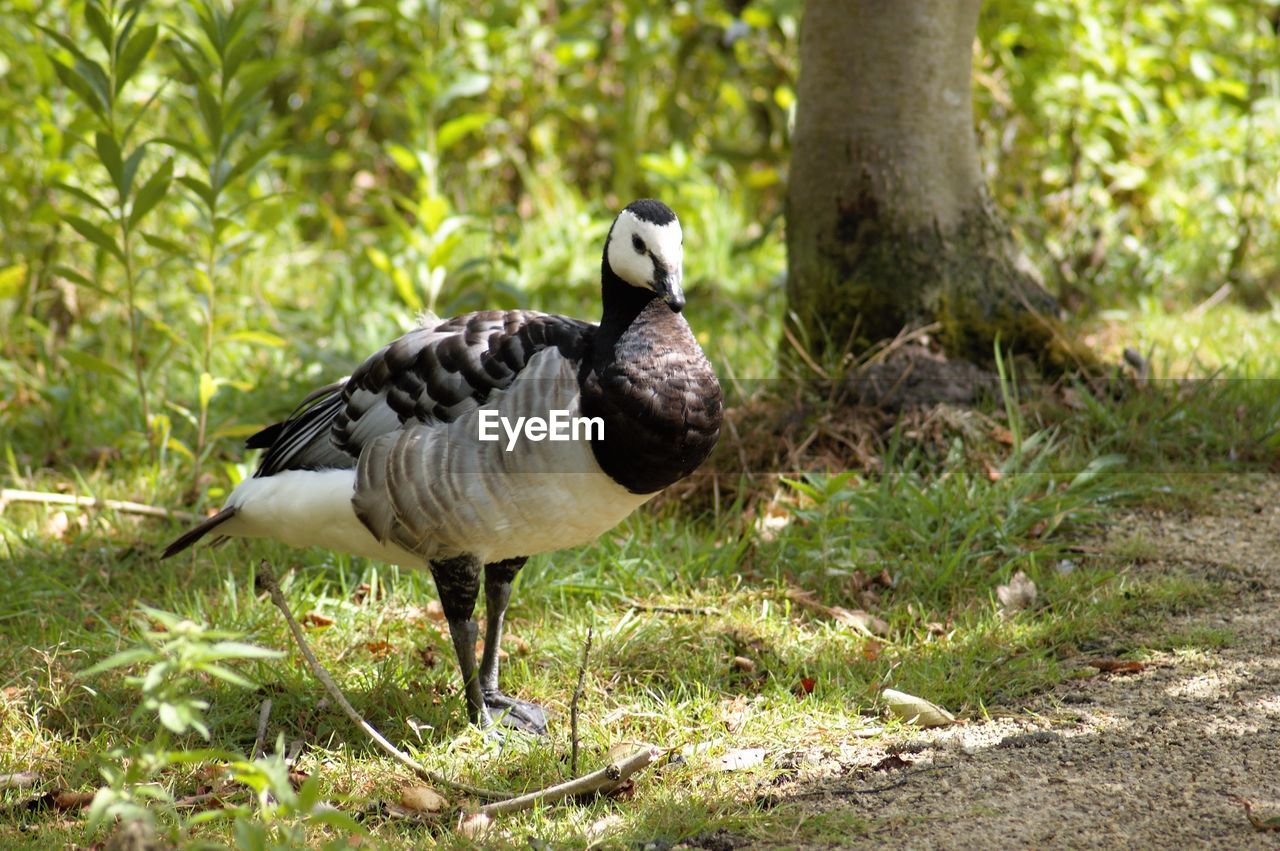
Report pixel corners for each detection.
[763,475,1280,848]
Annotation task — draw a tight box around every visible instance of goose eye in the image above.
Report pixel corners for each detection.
[631,234,646,254]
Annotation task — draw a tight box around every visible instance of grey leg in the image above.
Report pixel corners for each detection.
[480,558,547,735]
[428,555,487,727]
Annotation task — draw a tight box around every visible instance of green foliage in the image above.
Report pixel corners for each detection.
[76,607,354,848]
[0,1,1277,845]
[977,0,1280,307]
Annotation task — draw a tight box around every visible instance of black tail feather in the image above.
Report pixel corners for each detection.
[162,506,237,559]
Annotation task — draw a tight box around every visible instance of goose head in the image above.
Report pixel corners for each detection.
[604,199,685,312]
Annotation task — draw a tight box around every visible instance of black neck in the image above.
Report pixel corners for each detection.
[597,257,660,353]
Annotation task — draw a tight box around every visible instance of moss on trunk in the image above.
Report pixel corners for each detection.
[784,0,1096,373]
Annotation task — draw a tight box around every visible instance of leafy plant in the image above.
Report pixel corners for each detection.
[162,0,282,492]
[42,0,171,448]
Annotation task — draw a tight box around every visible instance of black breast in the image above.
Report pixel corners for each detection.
[580,300,722,494]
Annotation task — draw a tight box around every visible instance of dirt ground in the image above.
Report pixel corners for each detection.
[756,475,1280,849]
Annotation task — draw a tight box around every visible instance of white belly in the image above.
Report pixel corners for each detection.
[219,469,422,566]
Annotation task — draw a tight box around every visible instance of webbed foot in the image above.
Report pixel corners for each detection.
[483,691,548,736]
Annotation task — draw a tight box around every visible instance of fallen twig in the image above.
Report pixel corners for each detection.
[622,600,719,616]
[570,626,594,775]
[0,772,40,789]
[477,744,660,817]
[256,561,512,801]
[252,698,273,760]
[0,488,200,522]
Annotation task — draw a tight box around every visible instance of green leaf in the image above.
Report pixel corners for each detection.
[38,26,89,63]
[94,131,124,193]
[198,371,217,410]
[438,72,491,108]
[223,31,255,81]
[116,23,158,95]
[62,214,124,261]
[141,232,192,258]
[83,2,114,54]
[177,175,215,207]
[121,142,150,196]
[192,0,223,54]
[196,83,223,147]
[436,113,492,151]
[52,59,107,118]
[115,2,143,63]
[157,701,186,733]
[51,181,112,215]
[62,348,129,380]
[225,137,278,185]
[52,265,108,294]
[227,330,285,347]
[73,58,113,114]
[129,158,172,230]
[309,807,365,834]
[1068,454,1127,491]
[198,663,255,689]
[77,646,155,677]
[206,640,283,660]
[0,264,27,299]
[153,133,202,159]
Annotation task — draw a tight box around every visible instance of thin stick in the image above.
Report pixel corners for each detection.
[0,489,199,522]
[569,626,593,774]
[255,561,512,801]
[252,698,272,761]
[478,745,660,817]
[0,772,40,789]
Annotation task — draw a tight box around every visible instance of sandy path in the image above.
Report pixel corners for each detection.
[768,476,1280,849]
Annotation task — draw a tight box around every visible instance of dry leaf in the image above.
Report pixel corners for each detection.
[996,571,1037,612]
[731,655,756,673]
[302,612,335,628]
[363,640,394,658]
[793,677,816,696]
[882,688,956,727]
[505,635,531,655]
[719,695,751,732]
[474,639,507,662]
[716,748,766,772]
[43,510,70,540]
[1089,658,1145,675]
[586,814,623,845]
[754,499,792,542]
[787,587,888,636]
[871,754,911,772]
[861,639,882,661]
[425,600,446,621]
[53,789,96,810]
[457,812,491,840]
[399,785,446,813]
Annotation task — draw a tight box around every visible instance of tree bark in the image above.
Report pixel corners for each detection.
[785,0,1074,366]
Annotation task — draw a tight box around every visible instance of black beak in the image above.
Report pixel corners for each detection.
[655,268,685,313]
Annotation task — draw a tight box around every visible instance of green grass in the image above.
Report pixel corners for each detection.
[0,394,1251,848]
[4,279,1279,847]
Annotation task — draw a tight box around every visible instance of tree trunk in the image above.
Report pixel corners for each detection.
[785,0,1072,366]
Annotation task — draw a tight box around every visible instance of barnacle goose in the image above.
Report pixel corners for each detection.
[164,199,722,735]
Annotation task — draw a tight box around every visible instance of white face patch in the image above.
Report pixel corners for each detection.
[606,210,684,291]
